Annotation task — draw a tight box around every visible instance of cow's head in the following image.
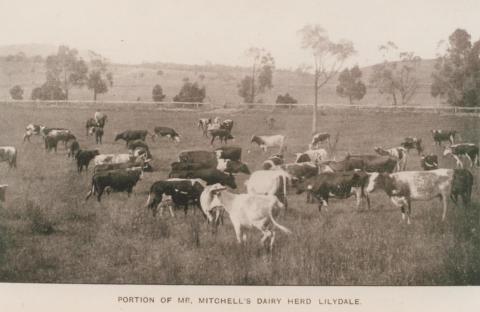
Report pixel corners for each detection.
[250,135,262,145]
[295,153,310,163]
[114,133,123,141]
[443,146,453,156]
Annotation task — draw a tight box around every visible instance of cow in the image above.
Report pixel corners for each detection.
[295,148,328,164]
[202,183,291,251]
[432,129,456,146]
[127,140,152,159]
[450,169,474,206]
[23,124,44,142]
[366,169,456,224]
[94,111,108,128]
[85,118,98,136]
[295,171,371,211]
[214,146,242,161]
[219,119,234,132]
[67,140,80,159]
[94,153,145,167]
[420,154,439,170]
[85,167,143,202]
[44,135,59,152]
[280,162,319,203]
[400,137,423,155]
[178,150,218,168]
[145,179,206,217]
[208,129,234,145]
[198,118,212,137]
[216,159,251,175]
[76,149,100,173]
[168,168,237,189]
[262,154,284,170]
[251,135,286,153]
[39,127,67,138]
[321,155,397,173]
[374,146,408,171]
[0,184,7,202]
[244,169,291,210]
[264,116,275,129]
[309,132,330,150]
[89,126,104,144]
[114,130,151,145]
[45,129,76,150]
[152,126,181,143]
[93,153,151,172]
[443,143,479,168]
[0,146,17,169]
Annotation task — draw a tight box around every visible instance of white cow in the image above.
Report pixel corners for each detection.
[245,169,291,210]
[202,184,291,251]
[250,134,286,153]
[374,146,408,171]
[0,146,17,169]
[366,169,455,224]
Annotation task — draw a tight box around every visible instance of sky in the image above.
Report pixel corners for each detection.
[1,0,479,68]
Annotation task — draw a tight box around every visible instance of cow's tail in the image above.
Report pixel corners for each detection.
[11,149,17,168]
[85,177,96,200]
[269,202,291,234]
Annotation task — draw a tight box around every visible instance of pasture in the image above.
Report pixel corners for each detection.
[0,105,479,285]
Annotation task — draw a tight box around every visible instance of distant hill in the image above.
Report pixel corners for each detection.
[0,44,441,106]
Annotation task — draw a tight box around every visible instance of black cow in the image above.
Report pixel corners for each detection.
[145,179,206,217]
[208,129,234,145]
[432,130,456,146]
[214,146,242,161]
[178,150,218,168]
[76,150,100,172]
[295,171,371,211]
[401,137,423,155]
[443,143,479,168]
[152,126,181,143]
[85,167,143,202]
[450,169,474,206]
[67,140,80,159]
[115,130,150,145]
[168,168,237,189]
[127,140,152,159]
[219,119,234,132]
[420,154,439,170]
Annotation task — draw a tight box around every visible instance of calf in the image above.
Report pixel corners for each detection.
[198,118,212,137]
[295,171,370,211]
[295,148,328,164]
[76,149,100,172]
[309,132,330,150]
[208,129,234,145]
[400,137,423,155]
[0,146,17,169]
[214,146,242,161]
[202,184,291,251]
[366,169,454,223]
[251,135,286,153]
[152,126,181,143]
[432,129,456,146]
[85,167,143,202]
[245,169,291,210]
[374,146,408,171]
[420,154,439,170]
[115,130,151,145]
[67,140,80,159]
[443,143,479,168]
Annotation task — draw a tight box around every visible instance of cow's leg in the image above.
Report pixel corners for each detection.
[441,193,448,221]
[210,136,215,145]
[353,187,362,210]
[453,155,463,168]
[233,222,242,244]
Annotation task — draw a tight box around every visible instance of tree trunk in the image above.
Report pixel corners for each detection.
[93,90,97,101]
[312,70,318,134]
[64,69,69,101]
[251,63,256,104]
[392,91,398,106]
[349,95,353,105]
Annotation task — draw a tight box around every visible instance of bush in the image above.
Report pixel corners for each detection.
[173,80,206,103]
[275,93,298,108]
[152,84,166,102]
[9,85,24,100]
[31,82,66,101]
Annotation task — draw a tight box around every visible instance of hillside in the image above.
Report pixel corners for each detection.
[0,45,440,106]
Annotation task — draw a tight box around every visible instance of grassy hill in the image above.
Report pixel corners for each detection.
[0,44,440,106]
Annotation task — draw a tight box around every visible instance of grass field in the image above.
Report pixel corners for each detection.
[0,105,479,285]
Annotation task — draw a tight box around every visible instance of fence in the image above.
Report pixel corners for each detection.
[1,99,480,115]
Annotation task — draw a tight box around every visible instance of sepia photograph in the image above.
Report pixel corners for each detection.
[0,0,479,309]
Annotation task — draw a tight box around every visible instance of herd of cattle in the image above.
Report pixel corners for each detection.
[0,113,478,251]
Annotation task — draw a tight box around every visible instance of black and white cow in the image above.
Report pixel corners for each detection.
[152,126,181,143]
[374,146,408,171]
[443,143,479,168]
[85,167,143,202]
[420,154,439,170]
[127,140,152,160]
[214,146,242,161]
[115,130,151,145]
[262,154,284,170]
[309,132,330,150]
[400,137,423,155]
[198,118,212,137]
[432,129,456,146]
[0,146,17,169]
[23,124,44,142]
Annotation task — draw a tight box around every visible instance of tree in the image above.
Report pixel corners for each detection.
[31,80,66,101]
[152,84,166,102]
[336,66,367,104]
[173,78,206,102]
[276,93,298,108]
[431,29,480,107]
[298,24,355,132]
[9,85,24,100]
[45,45,88,100]
[369,42,421,106]
[87,57,113,101]
[237,47,275,103]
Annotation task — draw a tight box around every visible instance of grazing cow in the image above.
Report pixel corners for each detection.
[67,140,80,159]
[0,184,7,202]
[366,169,455,223]
[94,111,108,128]
[251,135,286,153]
[450,169,474,206]
[115,130,151,145]
[443,143,479,168]
[85,167,143,202]
[432,129,456,146]
[198,118,212,137]
[202,184,291,251]
[168,168,237,189]
[245,170,291,209]
[85,118,98,136]
[23,124,44,142]
[400,137,423,155]
[309,132,330,150]
[295,148,328,164]
[76,149,100,172]
[89,126,104,144]
[208,129,234,145]
[374,146,408,171]
[214,146,242,161]
[420,154,439,170]
[219,119,234,132]
[0,146,17,169]
[127,140,152,159]
[264,116,275,129]
[145,179,206,217]
[152,126,181,143]
[262,154,284,170]
[179,150,218,168]
[45,129,76,150]
[295,171,371,211]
